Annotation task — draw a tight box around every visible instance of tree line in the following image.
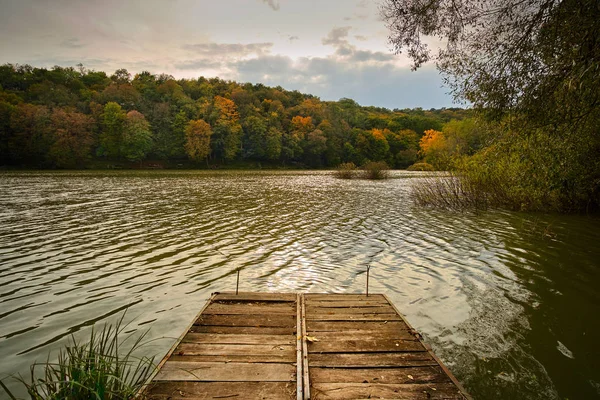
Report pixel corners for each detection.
[0,64,469,169]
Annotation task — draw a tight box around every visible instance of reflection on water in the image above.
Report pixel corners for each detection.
[0,170,599,399]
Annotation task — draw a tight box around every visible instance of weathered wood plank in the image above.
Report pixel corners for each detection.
[205,303,296,315]
[305,330,416,341]
[306,305,396,314]
[195,314,296,327]
[147,381,296,400]
[310,366,451,384]
[214,292,297,302]
[155,361,295,382]
[169,354,294,363]
[305,300,389,308]
[307,339,424,353]
[175,343,295,357]
[309,352,436,367]
[306,313,401,321]
[305,294,386,302]
[310,382,464,399]
[190,325,294,335]
[182,332,295,345]
[307,321,408,332]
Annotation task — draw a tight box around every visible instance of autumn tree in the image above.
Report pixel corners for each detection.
[210,96,243,161]
[419,129,449,170]
[9,103,51,165]
[283,115,314,161]
[121,110,153,163]
[356,129,390,163]
[185,119,212,163]
[48,109,94,168]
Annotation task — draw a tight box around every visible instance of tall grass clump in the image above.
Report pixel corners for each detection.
[410,172,489,211]
[334,162,358,179]
[0,314,156,400]
[361,161,390,180]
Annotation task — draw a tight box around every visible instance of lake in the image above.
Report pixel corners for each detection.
[0,170,599,399]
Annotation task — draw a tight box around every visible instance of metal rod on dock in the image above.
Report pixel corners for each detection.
[236,268,240,295]
[366,265,370,297]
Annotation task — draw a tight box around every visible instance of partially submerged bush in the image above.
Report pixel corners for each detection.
[361,161,390,180]
[410,172,489,211]
[407,162,435,171]
[334,162,358,179]
[0,314,155,400]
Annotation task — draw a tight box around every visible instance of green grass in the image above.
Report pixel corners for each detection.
[0,314,156,400]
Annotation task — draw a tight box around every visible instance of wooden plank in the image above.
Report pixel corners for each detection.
[169,354,294,363]
[306,305,397,314]
[310,382,464,399]
[190,325,294,335]
[306,313,401,321]
[305,330,417,341]
[301,293,310,400]
[310,366,451,384]
[182,333,295,345]
[309,353,436,368]
[175,343,295,357]
[305,300,389,308]
[215,292,297,302]
[307,321,408,332]
[296,293,303,400]
[305,294,386,302]
[195,314,296,327]
[204,303,296,315]
[307,339,425,353]
[155,361,295,382]
[147,381,295,400]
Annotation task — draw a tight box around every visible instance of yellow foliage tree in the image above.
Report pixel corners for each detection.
[419,129,450,170]
[185,119,212,163]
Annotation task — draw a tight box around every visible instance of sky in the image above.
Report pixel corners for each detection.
[0,0,457,109]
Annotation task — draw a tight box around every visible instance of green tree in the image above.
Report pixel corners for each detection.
[121,110,153,163]
[243,115,268,159]
[98,102,126,158]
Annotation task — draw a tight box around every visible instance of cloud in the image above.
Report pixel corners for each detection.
[354,35,368,41]
[183,42,273,58]
[60,38,85,49]
[261,0,280,11]
[230,53,451,109]
[175,59,223,70]
[288,35,299,42]
[322,26,352,46]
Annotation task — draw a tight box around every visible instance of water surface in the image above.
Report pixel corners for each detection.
[0,170,599,399]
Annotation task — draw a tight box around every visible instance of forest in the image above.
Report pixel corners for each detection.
[0,64,470,169]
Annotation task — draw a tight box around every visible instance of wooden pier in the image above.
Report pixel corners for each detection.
[141,292,470,399]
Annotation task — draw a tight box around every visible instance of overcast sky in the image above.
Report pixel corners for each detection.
[0,0,457,109]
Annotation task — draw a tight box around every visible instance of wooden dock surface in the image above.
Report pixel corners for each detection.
[142,292,470,400]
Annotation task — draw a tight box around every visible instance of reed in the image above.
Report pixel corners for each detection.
[333,162,358,179]
[0,314,155,400]
[361,161,390,180]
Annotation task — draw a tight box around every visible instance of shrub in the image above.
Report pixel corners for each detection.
[407,162,435,171]
[0,314,155,400]
[410,172,489,211]
[334,162,357,179]
[361,161,390,180]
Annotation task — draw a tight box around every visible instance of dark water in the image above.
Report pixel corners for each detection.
[0,170,599,399]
